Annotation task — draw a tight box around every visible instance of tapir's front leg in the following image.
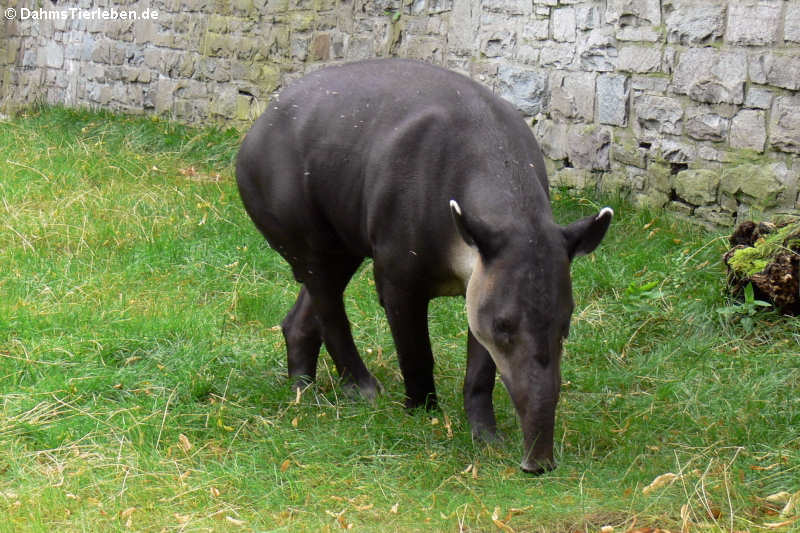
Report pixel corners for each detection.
[375,275,437,410]
[464,329,498,440]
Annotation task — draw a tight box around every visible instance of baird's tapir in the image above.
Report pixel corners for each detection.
[236,59,612,474]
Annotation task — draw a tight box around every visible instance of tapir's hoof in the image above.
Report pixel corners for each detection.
[343,374,383,401]
[520,459,556,475]
[470,425,500,444]
[290,376,314,393]
[404,394,438,411]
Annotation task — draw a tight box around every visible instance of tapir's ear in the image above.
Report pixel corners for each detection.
[562,207,613,260]
[449,200,475,247]
[449,200,501,258]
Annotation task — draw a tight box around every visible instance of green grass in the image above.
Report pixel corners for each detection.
[1,107,798,532]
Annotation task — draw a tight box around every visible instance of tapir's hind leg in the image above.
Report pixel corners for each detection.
[282,286,322,390]
[301,256,382,399]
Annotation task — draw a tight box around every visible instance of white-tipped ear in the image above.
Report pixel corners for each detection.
[563,207,613,260]
[596,207,614,221]
[449,199,475,247]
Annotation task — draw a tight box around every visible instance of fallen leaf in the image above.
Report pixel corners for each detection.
[492,506,515,533]
[600,527,614,533]
[766,491,793,505]
[461,464,473,475]
[178,434,192,453]
[293,386,302,404]
[291,417,299,427]
[174,513,190,525]
[120,507,136,519]
[680,503,691,533]
[280,459,291,472]
[390,502,399,514]
[751,463,780,471]
[642,473,680,495]
[225,516,246,527]
[210,486,220,498]
[764,517,799,529]
[444,414,453,439]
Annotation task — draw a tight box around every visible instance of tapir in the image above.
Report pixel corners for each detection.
[236,59,612,474]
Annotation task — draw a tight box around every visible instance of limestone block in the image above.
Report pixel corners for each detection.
[533,118,568,161]
[598,170,631,195]
[633,94,683,136]
[749,52,800,91]
[744,87,773,110]
[552,7,576,42]
[596,73,628,127]
[729,109,766,152]
[669,201,694,217]
[606,0,661,41]
[42,41,64,68]
[566,124,611,170]
[685,107,729,142]
[721,164,785,208]
[605,0,661,26]
[540,42,575,69]
[401,35,445,64]
[663,0,726,45]
[630,75,668,93]
[617,45,661,73]
[726,0,782,46]
[576,4,602,30]
[786,1,800,43]
[549,71,595,122]
[577,26,617,71]
[770,95,800,154]
[522,19,550,41]
[674,169,719,206]
[672,48,746,104]
[694,206,733,228]
[658,138,696,163]
[480,17,517,58]
[632,190,670,209]
[498,65,548,116]
[551,167,592,190]
[483,0,531,15]
[310,33,331,61]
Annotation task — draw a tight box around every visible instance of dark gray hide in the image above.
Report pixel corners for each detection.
[236,59,612,474]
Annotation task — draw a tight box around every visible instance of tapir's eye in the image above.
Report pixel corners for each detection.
[493,317,518,345]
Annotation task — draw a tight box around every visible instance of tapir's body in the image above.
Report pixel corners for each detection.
[237,59,611,473]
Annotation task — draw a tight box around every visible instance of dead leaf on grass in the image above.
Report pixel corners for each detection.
[225,515,246,527]
[491,506,515,533]
[178,434,192,453]
[642,473,680,495]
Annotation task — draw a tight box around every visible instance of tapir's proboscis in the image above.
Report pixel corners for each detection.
[236,59,612,474]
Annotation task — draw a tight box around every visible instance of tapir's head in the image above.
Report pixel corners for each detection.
[450,200,612,474]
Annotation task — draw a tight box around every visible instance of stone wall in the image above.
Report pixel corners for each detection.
[2,0,799,225]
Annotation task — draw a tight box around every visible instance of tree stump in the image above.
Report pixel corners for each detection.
[723,219,800,315]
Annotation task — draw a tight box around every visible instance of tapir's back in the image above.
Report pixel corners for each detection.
[236,59,549,263]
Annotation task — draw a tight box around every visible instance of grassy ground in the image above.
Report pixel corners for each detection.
[1,107,798,532]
